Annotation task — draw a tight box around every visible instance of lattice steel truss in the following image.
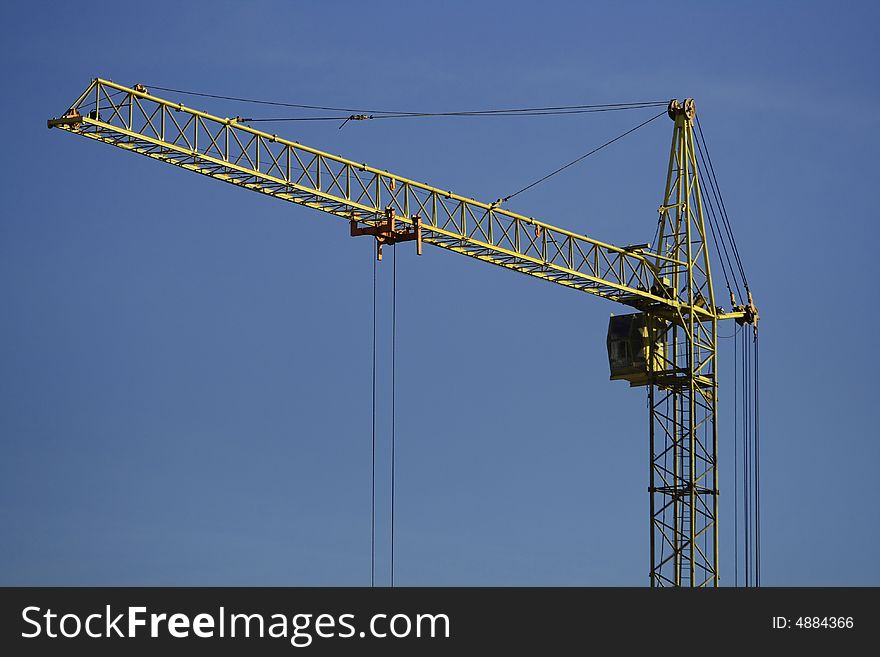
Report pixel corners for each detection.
[49,80,753,586]
[648,99,718,586]
[49,79,715,312]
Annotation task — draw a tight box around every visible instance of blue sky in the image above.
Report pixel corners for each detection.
[1,0,877,586]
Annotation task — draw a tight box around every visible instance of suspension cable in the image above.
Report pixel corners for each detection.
[695,130,742,298]
[244,105,667,123]
[699,166,735,300]
[371,250,377,588]
[743,331,755,585]
[146,84,413,114]
[741,331,752,587]
[694,136,742,304]
[734,322,739,587]
[754,329,761,587]
[391,244,397,587]
[695,118,750,293]
[143,83,666,117]
[499,110,667,203]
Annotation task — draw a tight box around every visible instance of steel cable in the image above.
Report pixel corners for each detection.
[371,250,377,587]
[500,110,667,203]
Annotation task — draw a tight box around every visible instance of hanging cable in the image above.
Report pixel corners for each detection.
[371,249,377,588]
[749,331,756,587]
[499,110,667,203]
[750,327,755,587]
[733,323,739,587]
[391,244,397,587]
[754,329,761,587]
[741,331,752,587]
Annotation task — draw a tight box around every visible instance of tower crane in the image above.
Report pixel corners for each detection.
[48,79,759,587]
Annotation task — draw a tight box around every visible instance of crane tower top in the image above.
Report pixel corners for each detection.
[667,98,696,121]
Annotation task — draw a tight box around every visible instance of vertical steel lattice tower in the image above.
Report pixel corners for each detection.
[648,99,718,587]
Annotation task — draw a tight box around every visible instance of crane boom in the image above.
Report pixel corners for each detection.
[49,78,758,587]
[48,79,725,317]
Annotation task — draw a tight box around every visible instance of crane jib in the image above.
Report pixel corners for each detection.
[46,78,753,321]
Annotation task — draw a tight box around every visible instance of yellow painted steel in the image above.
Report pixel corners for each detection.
[647,99,721,587]
[48,79,746,322]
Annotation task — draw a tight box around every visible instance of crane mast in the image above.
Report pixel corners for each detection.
[651,98,718,586]
[48,79,758,587]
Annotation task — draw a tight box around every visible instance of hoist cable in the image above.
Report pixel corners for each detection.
[739,331,749,587]
[744,328,752,586]
[370,251,377,588]
[754,330,761,587]
[733,323,739,587]
[391,245,397,587]
[500,110,667,203]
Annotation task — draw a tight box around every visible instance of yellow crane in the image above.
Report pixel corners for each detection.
[48,79,759,587]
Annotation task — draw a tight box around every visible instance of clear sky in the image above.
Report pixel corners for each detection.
[1,0,877,586]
